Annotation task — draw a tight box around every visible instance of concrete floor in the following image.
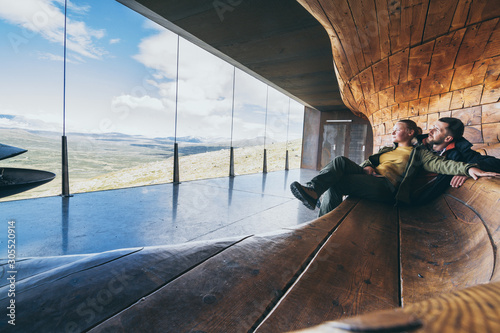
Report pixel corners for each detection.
[1,169,319,258]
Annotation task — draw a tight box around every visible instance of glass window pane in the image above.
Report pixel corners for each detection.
[0,1,65,201]
[176,38,234,181]
[232,70,268,175]
[64,2,175,193]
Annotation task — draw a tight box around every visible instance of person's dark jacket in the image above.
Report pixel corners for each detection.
[361,143,475,204]
[412,134,500,205]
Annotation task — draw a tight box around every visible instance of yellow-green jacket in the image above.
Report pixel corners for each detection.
[360,144,477,204]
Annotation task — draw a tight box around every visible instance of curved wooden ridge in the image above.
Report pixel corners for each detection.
[1,177,499,332]
[293,281,500,333]
[296,0,500,150]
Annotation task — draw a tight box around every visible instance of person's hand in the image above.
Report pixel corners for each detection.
[450,175,467,188]
[363,166,378,176]
[468,167,500,180]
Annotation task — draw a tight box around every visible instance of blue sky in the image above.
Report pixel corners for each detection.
[0,0,304,141]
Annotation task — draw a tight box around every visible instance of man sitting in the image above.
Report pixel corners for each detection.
[290,119,499,216]
[412,117,500,204]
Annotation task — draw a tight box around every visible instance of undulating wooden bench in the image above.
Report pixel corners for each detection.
[1,155,499,332]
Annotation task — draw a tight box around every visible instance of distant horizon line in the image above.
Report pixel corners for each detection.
[1,126,301,145]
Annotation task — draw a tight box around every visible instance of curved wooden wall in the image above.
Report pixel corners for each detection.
[297,0,500,151]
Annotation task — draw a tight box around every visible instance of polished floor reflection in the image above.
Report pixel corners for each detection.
[1,169,319,258]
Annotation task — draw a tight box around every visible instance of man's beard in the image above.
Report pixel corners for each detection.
[428,135,445,146]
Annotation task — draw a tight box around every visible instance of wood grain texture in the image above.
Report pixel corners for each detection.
[257,200,399,332]
[88,200,359,333]
[290,282,500,333]
[444,177,500,281]
[0,241,242,332]
[400,196,494,305]
[297,0,500,150]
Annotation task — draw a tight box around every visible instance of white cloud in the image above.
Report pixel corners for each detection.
[131,29,283,139]
[0,0,106,60]
[37,51,80,63]
[0,109,62,132]
[112,94,165,111]
[109,38,120,44]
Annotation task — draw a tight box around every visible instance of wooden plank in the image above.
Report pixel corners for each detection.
[372,58,390,93]
[387,0,403,53]
[399,0,412,50]
[297,0,337,36]
[451,59,490,90]
[378,86,396,108]
[439,110,452,118]
[428,92,452,112]
[481,143,500,158]
[408,100,419,117]
[375,0,391,59]
[0,248,139,290]
[484,55,500,83]
[445,177,500,281]
[455,18,499,67]
[381,106,392,122]
[407,0,429,47]
[0,255,87,287]
[451,106,482,125]
[384,121,395,134]
[483,122,500,143]
[0,239,243,332]
[408,40,434,81]
[389,48,409,85]
[482,102,500,123]
[429,28,466,74]
[409,97,430,116]
[394,102,409,119]
[481,80,500,104]
[89,200,360,332]
[467,0,500,25]
[365,91,380,113]
[395,79,421,103]
[464,125,483,143]
[409,115,428,131]
[422,0,458,42]
[297,0,354,81]
[400,196,494,305]
[331,34,355,83]
[419,68,454,98]
[349,76,365,105]
[427,111,439,126]
[256,200,400,332]
[391,105,401,120]
[450,0,473,31]
[349,0,380,66]
[372,109,383,125]
[483,19,500,59]
[320,0,367,75]
[295,282,500,333]
[449,85,480,109]
[340,82,360,113]
[358,67,376,98]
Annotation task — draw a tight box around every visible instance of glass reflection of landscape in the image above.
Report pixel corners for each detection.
[0,0,304,201]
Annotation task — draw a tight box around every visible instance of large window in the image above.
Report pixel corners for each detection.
[0,0,304,202]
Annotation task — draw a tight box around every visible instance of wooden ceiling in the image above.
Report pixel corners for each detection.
[297,0,500,148]
[117,0,346,112]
